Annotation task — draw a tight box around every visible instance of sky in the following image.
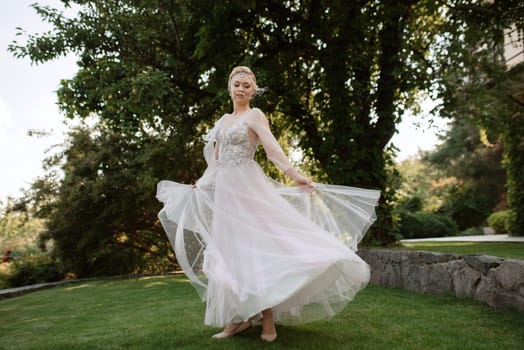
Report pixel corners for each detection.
[1,0,78,204]
[0,0,448,204]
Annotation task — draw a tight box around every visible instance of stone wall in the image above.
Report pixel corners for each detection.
[357,249,524,312]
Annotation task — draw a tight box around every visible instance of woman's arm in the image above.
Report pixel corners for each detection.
[248,109,313,190]
[214,142,219,160]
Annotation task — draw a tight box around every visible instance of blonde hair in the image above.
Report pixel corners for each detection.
[228,66,264,97]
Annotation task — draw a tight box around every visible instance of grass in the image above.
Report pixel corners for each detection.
[1,275,523,350]
[396,241,524,260]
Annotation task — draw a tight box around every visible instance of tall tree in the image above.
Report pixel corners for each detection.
[426,117,506,229]
[199,0,435,243]
[22,124,181,276]
[9,0,444,277]
[434,0,524,235]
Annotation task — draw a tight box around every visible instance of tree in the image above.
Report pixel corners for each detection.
[29,123,181,277]
[9,0,447,279]
[433,0,524,235]
[0,198,46,254]
[396,152,452,214]
[425,117,506,229]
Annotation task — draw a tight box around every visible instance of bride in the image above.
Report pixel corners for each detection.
[157,66,380,342]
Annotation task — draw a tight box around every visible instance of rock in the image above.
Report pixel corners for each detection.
[401,264,423,292]
[422,262,454,294]
[358,248,524,313]
[382,263,398,287]
[474,276,497,307]
[492,260,524,291]
[463,254,503,275]
[490,287,524,312]
[453,266,481,298]
[413,251,458,264]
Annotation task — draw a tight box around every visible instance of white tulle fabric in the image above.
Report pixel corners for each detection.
[157,110,380,327]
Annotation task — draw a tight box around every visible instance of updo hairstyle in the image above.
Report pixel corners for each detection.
[227,66,265,97]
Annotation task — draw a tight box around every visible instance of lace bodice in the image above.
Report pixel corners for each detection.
[216,121,257,167]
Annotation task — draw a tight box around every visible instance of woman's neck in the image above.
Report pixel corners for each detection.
[232,103,251,116]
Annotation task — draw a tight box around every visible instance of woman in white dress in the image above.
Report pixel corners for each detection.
[157,66,380,342]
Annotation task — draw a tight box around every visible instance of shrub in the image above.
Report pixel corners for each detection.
[397,195,424,212]
[6,253,65,288]
[399,211,459,239]
[486,210,513,234]
[461,227,484,236]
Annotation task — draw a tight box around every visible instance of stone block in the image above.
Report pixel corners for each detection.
[358,248,524,313]
[492,260,524,291]
[414,251,459,264]
[382,263,398,287]
[463,254,502,275]
[474,276,497,308]
[402,263,425,292]
[453,266,481,298]
[422,262,454,294]
[491,287,524,312]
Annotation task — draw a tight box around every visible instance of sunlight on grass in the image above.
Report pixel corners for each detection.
[144,281,168,288]
[64,283,93,291]
[1,275,523,349]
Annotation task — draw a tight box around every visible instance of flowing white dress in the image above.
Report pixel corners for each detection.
[157,108,380,327]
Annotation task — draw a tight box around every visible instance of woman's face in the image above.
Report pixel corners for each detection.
[230,73,255,103]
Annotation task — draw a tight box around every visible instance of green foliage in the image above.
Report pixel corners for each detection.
[394,154,461,239]
[487,210,514,235]
[432,1,524,235]
[0,199,46,251]
[395,154,453,213]
[397,196,424,213]
[398,211,459,239]
[0,199,54,288]
[5,252,65,288]
[29,123,181,278]
[11,1,522,281]
[460,227,484,236]
[504,113,524,236]
[9,0,450,249]
[423,117,507,229]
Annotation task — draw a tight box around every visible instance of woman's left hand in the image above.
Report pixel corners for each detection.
[295,174,315,193]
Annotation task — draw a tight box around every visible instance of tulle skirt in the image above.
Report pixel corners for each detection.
[157,159,379,326]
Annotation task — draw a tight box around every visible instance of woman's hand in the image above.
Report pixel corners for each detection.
[285,168,314,192]
[294,173,315,193]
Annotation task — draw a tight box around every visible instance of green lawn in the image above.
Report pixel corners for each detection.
[396,241,524,260]
[1,275,523,350]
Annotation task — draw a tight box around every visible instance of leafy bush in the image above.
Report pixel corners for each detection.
[397,195,424,212]
[486,210,513,234]
[6,253,65,288]
[399,211,459,239]
[461,227,484,236]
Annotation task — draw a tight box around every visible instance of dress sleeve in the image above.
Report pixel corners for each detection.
[202,115,225,166]
[247,108,293,172]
